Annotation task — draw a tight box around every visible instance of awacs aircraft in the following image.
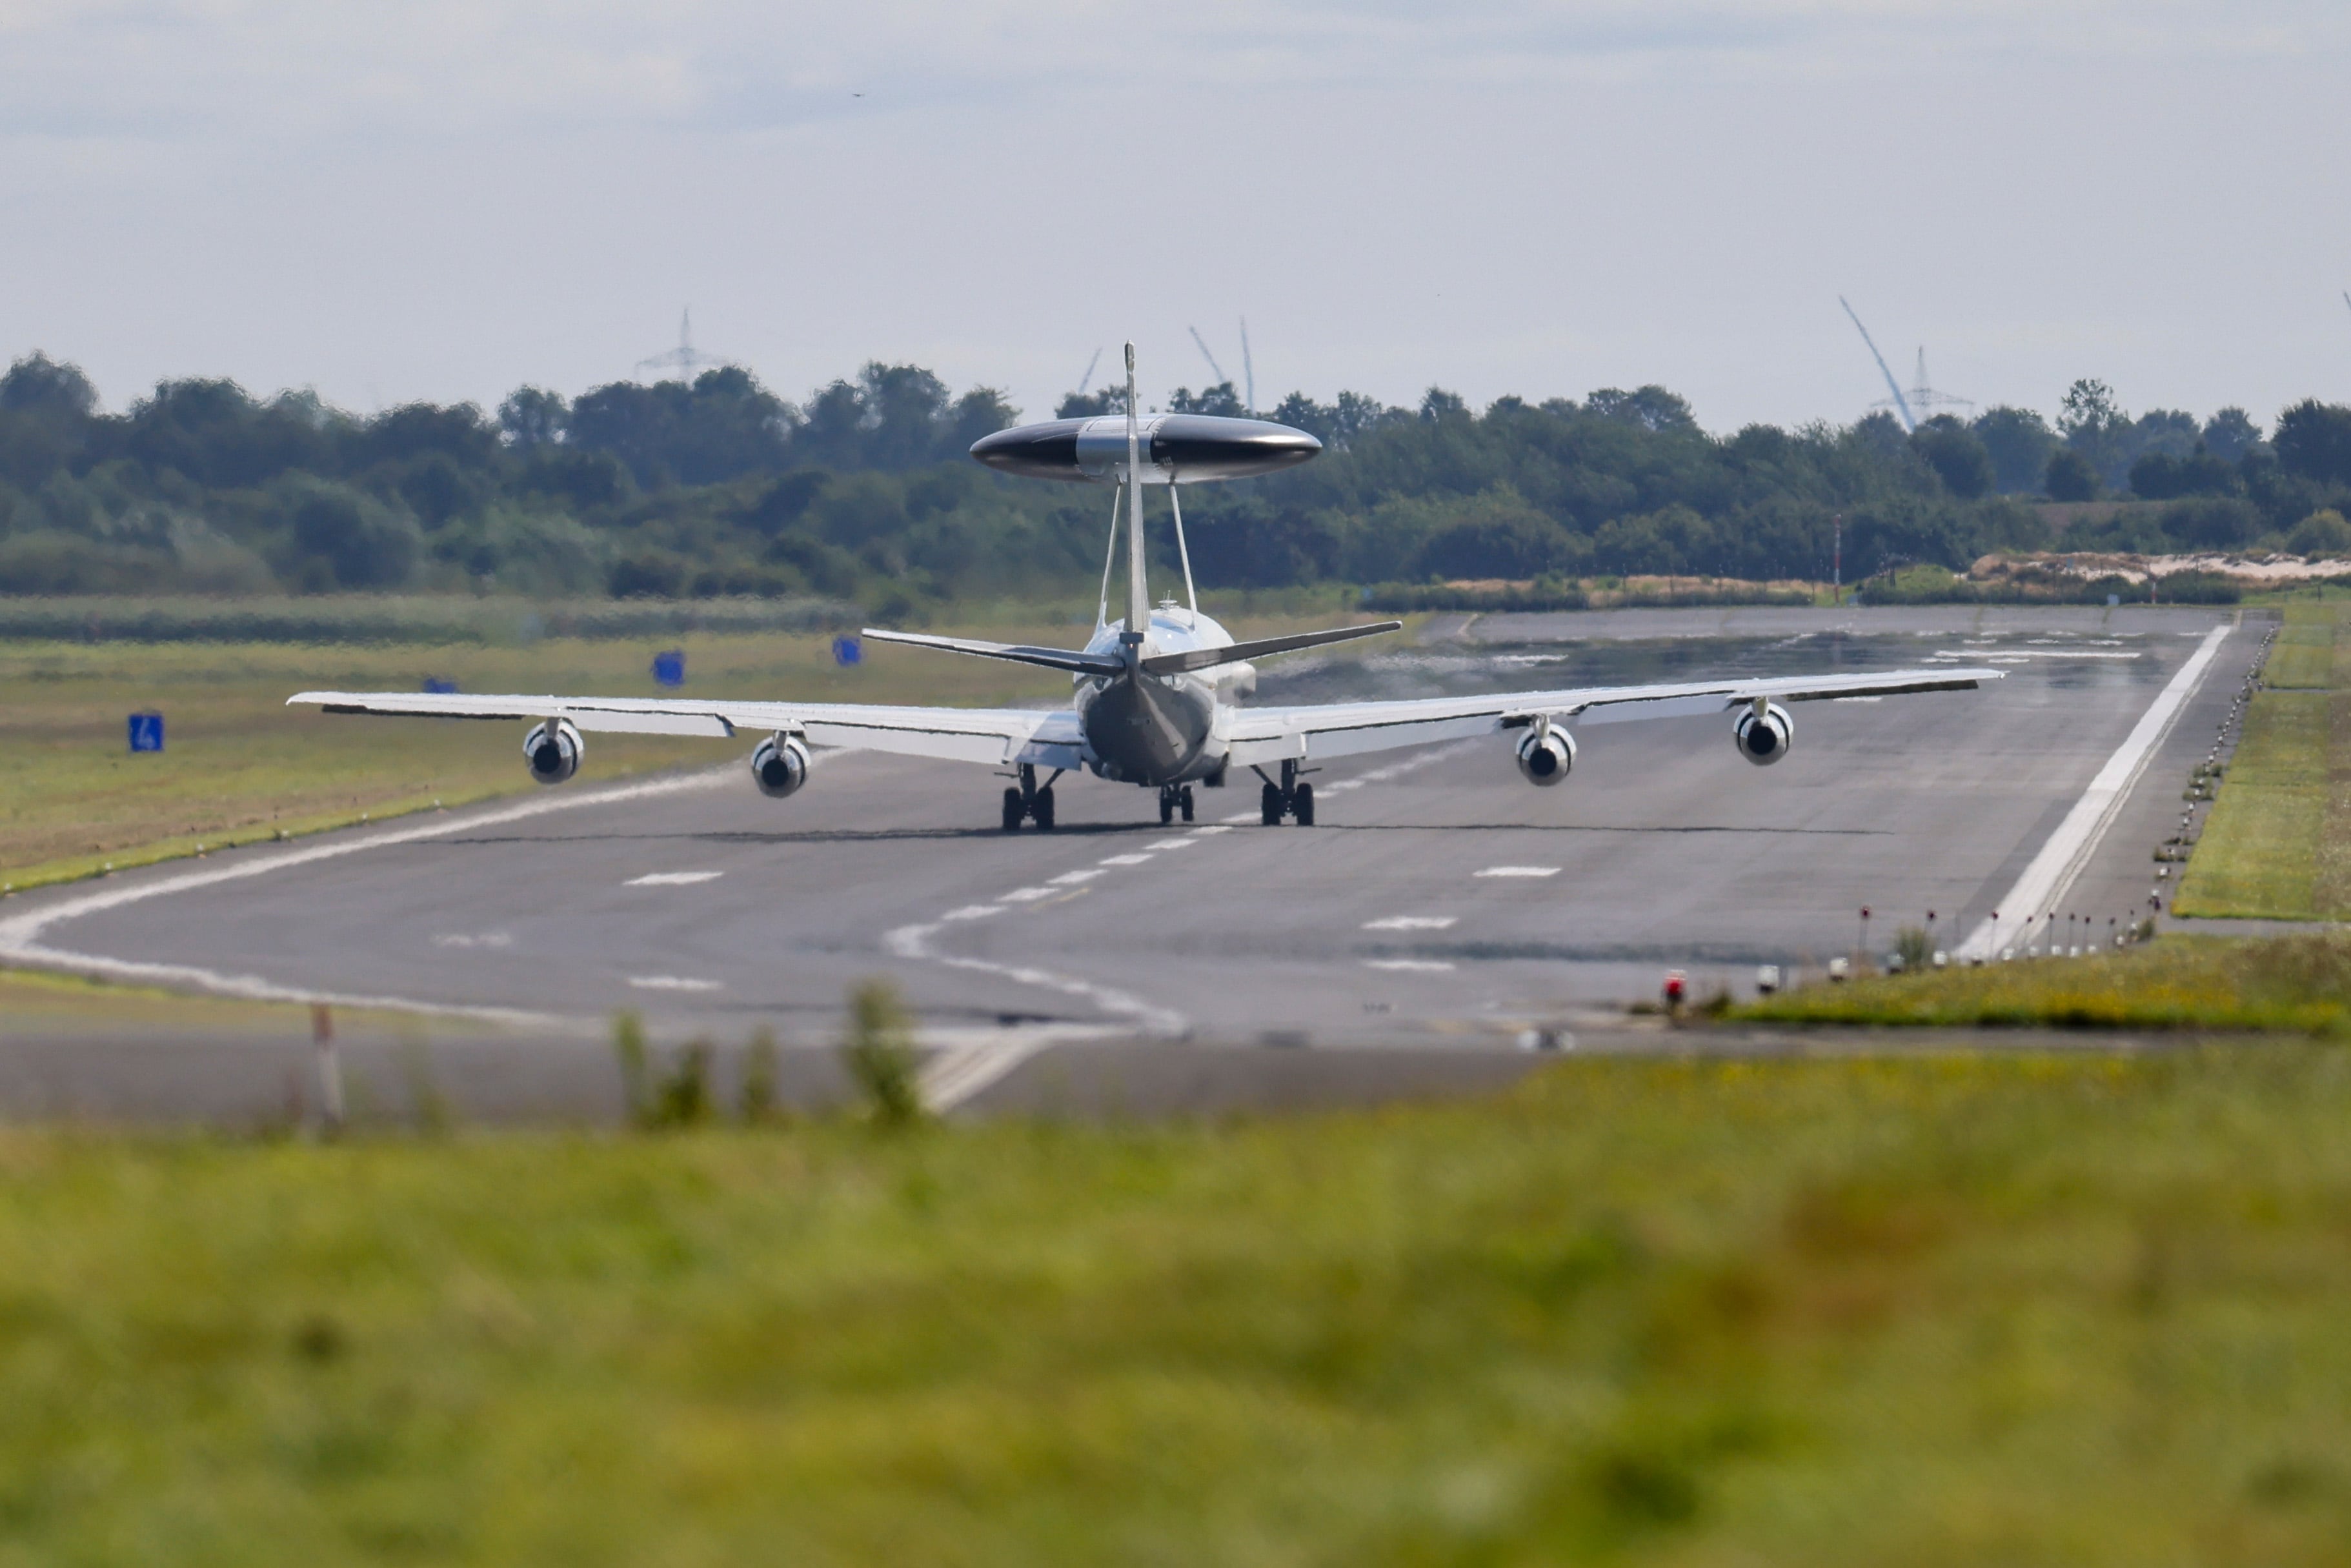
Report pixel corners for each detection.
[290,345,2001,829]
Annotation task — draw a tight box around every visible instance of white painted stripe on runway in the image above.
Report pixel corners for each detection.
[1146,838,1197,850]
[1364,915,1457,930]
[1937,648,2143,659]
[1048,869,1102,885]
[1221,811,1258,823]
[626,870,723,886]
[1957,622,2232,961]
[0,764,736,1020]
[887,920,1186,1044]
[1363,958,1455,973]
[941,905,1003,921]
[998,887,1056,902]
[1097,854,1154,866]
[1475,865,1560,879]
[628,975,725,992]
[1193,825,1235,835]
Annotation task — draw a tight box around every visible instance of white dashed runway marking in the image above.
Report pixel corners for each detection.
[1475,865,1560,879]
[628,975,724,992]
[1362,958,1455,973]
[1363,915,1457,931]
[625,870,725,886]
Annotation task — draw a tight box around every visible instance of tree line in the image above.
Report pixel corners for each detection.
[5,350,2350,610]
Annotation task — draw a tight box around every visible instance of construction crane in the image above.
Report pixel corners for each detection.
[1187,326,1231,392]
[1076,347,1104,396]
[634,309,729,382]
[1238,317,1256,414]
[1839,297,1915,431]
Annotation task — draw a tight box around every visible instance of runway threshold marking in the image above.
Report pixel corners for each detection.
[626,870,724,887]
[0,764,737,1025]
[1955,622,2232,961]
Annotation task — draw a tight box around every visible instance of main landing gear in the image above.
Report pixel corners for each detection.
[1002,763,1059,831]
[1158,784,1195,825]
[1256,759,1315,827]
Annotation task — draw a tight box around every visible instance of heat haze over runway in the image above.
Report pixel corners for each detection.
[0,605,2264,1104]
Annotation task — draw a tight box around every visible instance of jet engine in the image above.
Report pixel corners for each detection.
[751,732,811,798]
[1515,726,1576,786]
[523,718,583,785]
[1733,701,1793,766]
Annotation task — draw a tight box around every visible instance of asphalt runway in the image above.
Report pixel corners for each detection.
[0,602,2271,1118]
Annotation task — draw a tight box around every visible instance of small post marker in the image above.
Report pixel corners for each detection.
[312,1003,345,1136]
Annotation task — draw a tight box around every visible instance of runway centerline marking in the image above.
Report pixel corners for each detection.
[1364,915,1457,931]
[625,870,724,886]
[628,975,724,992]
[1957,623,2233,961]
[432,931,514,949]
[887,739,1486,1098]
[1476,865,1560,878]
[1364,958,1456,973]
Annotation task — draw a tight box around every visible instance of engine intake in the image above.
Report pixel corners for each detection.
[1515,727,1576,786]
[751,733,811,798]
[1734,701,1793,766]
[523,718,583,785]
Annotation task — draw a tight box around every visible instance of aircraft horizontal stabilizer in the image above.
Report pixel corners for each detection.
[859,629,1127,676]
[1137,621,1402,675]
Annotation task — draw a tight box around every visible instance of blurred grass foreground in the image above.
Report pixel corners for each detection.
[5,1049,2351,1563]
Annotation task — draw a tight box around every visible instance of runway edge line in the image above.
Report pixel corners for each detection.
[1956,623,2233,961]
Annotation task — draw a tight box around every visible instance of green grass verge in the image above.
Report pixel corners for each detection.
[1733,933,2351,1032]
[6,1052,2351,1562]
[2175,596,2351,920]
[0,614,1384,894]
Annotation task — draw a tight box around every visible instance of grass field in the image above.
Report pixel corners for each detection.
[0,612,1376,893]
[2176,596,2351,919]
[1731,932,2351,1034]
[3,1050,2350,1563]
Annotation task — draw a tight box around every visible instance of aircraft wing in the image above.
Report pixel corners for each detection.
[1221,666,2003,765]
[285,690,1080,769]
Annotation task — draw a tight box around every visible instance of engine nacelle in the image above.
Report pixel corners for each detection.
[523,718,583,785]
[1733,702,1794,766]
[751,732,811,798]
[1515,726,1576,786]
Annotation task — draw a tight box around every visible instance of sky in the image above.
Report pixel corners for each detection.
[5,1,2348,433]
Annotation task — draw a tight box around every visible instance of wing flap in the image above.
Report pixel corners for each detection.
[1223,666,2002,763]
[288,689,1064,768]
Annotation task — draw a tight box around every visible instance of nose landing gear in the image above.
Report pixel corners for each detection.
[1000,763,1060,830]
[1254,759,1316,826]
[1157,784,1195,825]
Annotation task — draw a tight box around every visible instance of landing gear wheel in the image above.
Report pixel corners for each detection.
[1033,785,1056,830]
[1293,781,1315,827]
[1002,787,1025,832]
[1159,790,1176,825]
[1179,787,1195,823]
[1261,782,1284,825]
